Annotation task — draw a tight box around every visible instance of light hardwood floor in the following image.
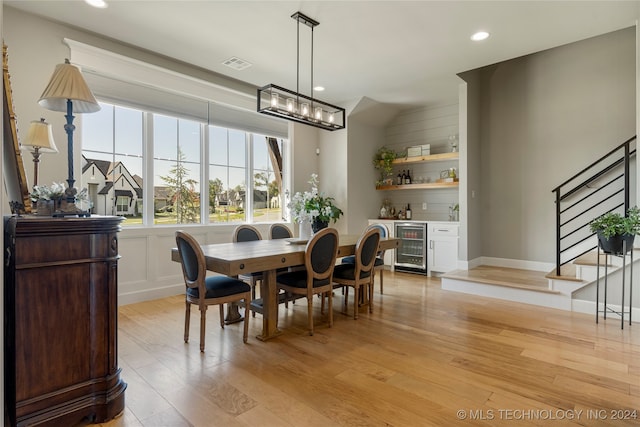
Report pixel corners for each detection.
[95,272,640,427]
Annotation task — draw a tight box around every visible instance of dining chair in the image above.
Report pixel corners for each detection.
[175,231,251,351]
[233,225,263,315]
[269,223,298,307]
[276,227,339,336]
[332,227,381,319]
[269,223,293,239]
[341,223,388,293]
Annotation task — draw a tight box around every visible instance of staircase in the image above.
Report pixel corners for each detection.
[442,136,638,319]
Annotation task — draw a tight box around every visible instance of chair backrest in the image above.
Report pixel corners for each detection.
[355,227,382,277]
[367,223,388,257]
[233,224,262,242]
[270,224,293,239]
[305,228,339,283]
[175,231,205,295]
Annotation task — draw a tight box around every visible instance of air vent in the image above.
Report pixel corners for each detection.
[222,57,252,71]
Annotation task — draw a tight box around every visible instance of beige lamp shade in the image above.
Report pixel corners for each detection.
[22,118,58,153]
[38,59,100,113]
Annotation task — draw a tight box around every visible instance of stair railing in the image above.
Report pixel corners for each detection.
[552,136,636,276]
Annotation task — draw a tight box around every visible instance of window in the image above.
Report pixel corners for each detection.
[81,101,288,227]
[153,114,202,225]
[81,103,143,225]
[116,195,130,213]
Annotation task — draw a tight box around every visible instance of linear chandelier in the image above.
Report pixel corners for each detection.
[257,11,345,131]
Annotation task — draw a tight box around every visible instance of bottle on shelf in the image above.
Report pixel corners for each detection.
[406,204,412,220]
[405,169,412,185]
[401,170,406,184]
[396,170,403,185]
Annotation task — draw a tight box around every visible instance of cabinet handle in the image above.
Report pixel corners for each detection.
[437,229,449,232]
[429,240,433,249]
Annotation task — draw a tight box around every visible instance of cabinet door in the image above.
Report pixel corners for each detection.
[429,237,458,274]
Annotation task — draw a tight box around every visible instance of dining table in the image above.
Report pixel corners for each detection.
[171,233,400,341]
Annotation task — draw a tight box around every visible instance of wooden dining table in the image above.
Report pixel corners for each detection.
[171,233,399,341]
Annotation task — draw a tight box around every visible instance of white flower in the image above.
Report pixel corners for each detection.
[287,174,343,224]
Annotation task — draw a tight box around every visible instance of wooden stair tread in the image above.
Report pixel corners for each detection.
[544,264,585,282]
[443,266,561,294]
[573,252,612,267]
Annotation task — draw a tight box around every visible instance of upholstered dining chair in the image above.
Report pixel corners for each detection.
[341,223,388,293]
[175,231,251,351]
[269,223,293,239]
[233,225,263,315]
[276,227,339,336]
[332,227,381,319]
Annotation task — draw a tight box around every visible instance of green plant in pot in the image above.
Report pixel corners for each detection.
[589,206,640,255]
[372,146,397,186]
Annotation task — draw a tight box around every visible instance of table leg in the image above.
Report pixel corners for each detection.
[224,302,244,325]
[256,269,282,341]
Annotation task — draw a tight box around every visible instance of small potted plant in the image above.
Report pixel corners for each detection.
[372,146,397,186]
[589,206,640,255]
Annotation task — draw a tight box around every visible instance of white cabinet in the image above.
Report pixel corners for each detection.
[368,219,395,271]
[427,222,459,275]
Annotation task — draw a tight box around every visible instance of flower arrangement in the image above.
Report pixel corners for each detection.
[288,174,343,225]
[30,182,66,202]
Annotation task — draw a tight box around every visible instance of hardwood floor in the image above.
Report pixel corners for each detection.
[95,271,640,427]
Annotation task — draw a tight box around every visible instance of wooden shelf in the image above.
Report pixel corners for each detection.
[393,152,458,165]
[376,182,459,191]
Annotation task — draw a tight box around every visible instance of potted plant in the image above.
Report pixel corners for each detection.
[372,146,397,186]
[589,206,640,255]
[288,174,343,234]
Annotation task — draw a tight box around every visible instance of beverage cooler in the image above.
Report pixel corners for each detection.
[395,222,427,274]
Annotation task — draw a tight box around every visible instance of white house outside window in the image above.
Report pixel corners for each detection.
[81,101,288,227]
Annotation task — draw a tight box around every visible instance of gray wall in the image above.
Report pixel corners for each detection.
[460,27,636,264]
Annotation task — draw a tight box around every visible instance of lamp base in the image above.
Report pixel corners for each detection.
[52,200,91,218]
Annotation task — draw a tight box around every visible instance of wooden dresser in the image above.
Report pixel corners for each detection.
[3,215,126,426]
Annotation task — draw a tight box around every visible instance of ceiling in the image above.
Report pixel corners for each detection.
[5,1,639,109]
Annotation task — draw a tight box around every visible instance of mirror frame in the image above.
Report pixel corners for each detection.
[3,44,31,214]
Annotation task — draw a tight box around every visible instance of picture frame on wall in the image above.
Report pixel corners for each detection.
[3,44,31,214]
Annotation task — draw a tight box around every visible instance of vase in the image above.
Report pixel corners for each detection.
[311,218,329,233]
[35,199,54,216]
[298,221,312,240]
[597,232,635,255]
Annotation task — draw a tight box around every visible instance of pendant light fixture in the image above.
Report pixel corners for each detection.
[257,11,345,131]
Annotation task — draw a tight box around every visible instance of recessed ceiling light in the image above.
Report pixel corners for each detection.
[314,86,325,92]
[85,0,108,8]
[471,31,490,41]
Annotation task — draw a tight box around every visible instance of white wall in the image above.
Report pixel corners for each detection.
[459,27,636,265]
[383,102,460,221]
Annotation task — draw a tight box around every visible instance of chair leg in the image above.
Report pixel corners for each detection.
[219,304,225,328]
[184,301,191,343]
[353,285,359,320]
[369,279,374,313]
[200,308,207,352]
[242,295,250,343]
[328,291,333,328]
[252,279,258,317]
[379,269,384,294]
[320,291,326,314]
[343,286,349,312]
[307,297,314,336]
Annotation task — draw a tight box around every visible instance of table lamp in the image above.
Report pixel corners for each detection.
[21,118,58,186]
[38,59,100,213]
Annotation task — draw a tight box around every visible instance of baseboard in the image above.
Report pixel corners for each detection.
[572,298,640,323]
[119,283,183,306]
